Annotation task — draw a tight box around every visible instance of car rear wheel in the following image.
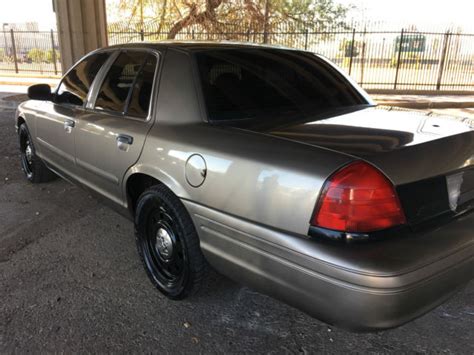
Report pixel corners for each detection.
[135,184,207,300]
[18,123,56,183]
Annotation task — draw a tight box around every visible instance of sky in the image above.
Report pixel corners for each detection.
[0,0,473,32]
[339,0,474,31]
[0,0,56,30]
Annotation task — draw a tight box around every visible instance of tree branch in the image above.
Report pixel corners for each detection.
[167,0,224,39]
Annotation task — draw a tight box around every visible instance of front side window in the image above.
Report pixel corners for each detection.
[95,51,157,118]
[196,49,368,125]
[56,52,109,106]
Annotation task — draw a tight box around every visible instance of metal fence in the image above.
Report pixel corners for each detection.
[0,30,61,75]
[109,22,474,91]
[1,23,474,92]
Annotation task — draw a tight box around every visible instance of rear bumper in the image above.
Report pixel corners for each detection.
[184,200,474,331]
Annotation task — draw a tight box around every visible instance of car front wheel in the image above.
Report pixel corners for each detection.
[135,184,207,300]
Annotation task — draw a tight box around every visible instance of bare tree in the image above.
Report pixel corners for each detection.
[167,0,224,39]
[114,0,352,40]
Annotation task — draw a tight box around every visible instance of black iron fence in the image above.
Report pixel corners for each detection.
[2,23,474,92]
[109,22,474,91]
[0,30,61,75]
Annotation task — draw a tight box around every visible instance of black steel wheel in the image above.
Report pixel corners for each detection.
[135,184,207,299]
[18,123,56,183]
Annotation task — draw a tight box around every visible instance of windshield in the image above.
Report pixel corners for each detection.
[195,48,369,126]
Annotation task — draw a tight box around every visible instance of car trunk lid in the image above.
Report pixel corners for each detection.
[250,106,474,228]
[264,107,473,183]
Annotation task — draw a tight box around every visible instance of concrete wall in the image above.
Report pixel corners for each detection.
[53,0,108,73]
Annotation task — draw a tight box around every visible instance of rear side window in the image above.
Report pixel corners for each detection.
[196,49,367,123]
[95,51,157,118]
[56,52,109,106]
[126,57,157,118]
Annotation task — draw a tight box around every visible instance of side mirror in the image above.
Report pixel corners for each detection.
[27,84,53,101]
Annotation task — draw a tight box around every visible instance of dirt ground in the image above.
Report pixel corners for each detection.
[0,93,473,353]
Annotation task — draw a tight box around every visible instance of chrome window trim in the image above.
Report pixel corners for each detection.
[86,48,162,123]
[84,50,121,109]
[54,48,117,110]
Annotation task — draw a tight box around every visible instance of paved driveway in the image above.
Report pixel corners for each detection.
[1,94,473,353]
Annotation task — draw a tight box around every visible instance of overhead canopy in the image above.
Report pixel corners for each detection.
[53,0,108,73]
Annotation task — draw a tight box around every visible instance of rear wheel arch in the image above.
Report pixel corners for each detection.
[126,173,162,215]
[125,171,189,214]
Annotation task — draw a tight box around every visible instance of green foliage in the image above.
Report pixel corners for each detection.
[270,0,352,29]
[339,38,360,58]
[26,48,60,63]
[27,48,47,63]
[46,49,60,63]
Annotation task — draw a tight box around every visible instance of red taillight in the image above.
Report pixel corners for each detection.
[312,161,406,233]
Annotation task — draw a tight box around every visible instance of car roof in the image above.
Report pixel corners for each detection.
[103,40,303,52]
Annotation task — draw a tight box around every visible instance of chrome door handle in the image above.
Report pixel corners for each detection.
[116,134,134,151]
[64,119,75,133]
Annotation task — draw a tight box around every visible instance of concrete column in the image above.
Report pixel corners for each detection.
[53,0,108,73]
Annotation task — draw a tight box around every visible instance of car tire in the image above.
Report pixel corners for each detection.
[135,184,207,300]
[18,123,57,183]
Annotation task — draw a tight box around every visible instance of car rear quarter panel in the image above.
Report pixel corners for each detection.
[129,123,354,235]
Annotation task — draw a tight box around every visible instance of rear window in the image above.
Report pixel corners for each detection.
[95,51,157,118]
[196,49,367,124]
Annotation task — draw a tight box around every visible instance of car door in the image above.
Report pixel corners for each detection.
[35,52,110,177]
[74,49,159,206]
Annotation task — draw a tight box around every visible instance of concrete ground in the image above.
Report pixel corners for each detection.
[0,76,59,88]
[0,92,473,353]
[372,94,474,110]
